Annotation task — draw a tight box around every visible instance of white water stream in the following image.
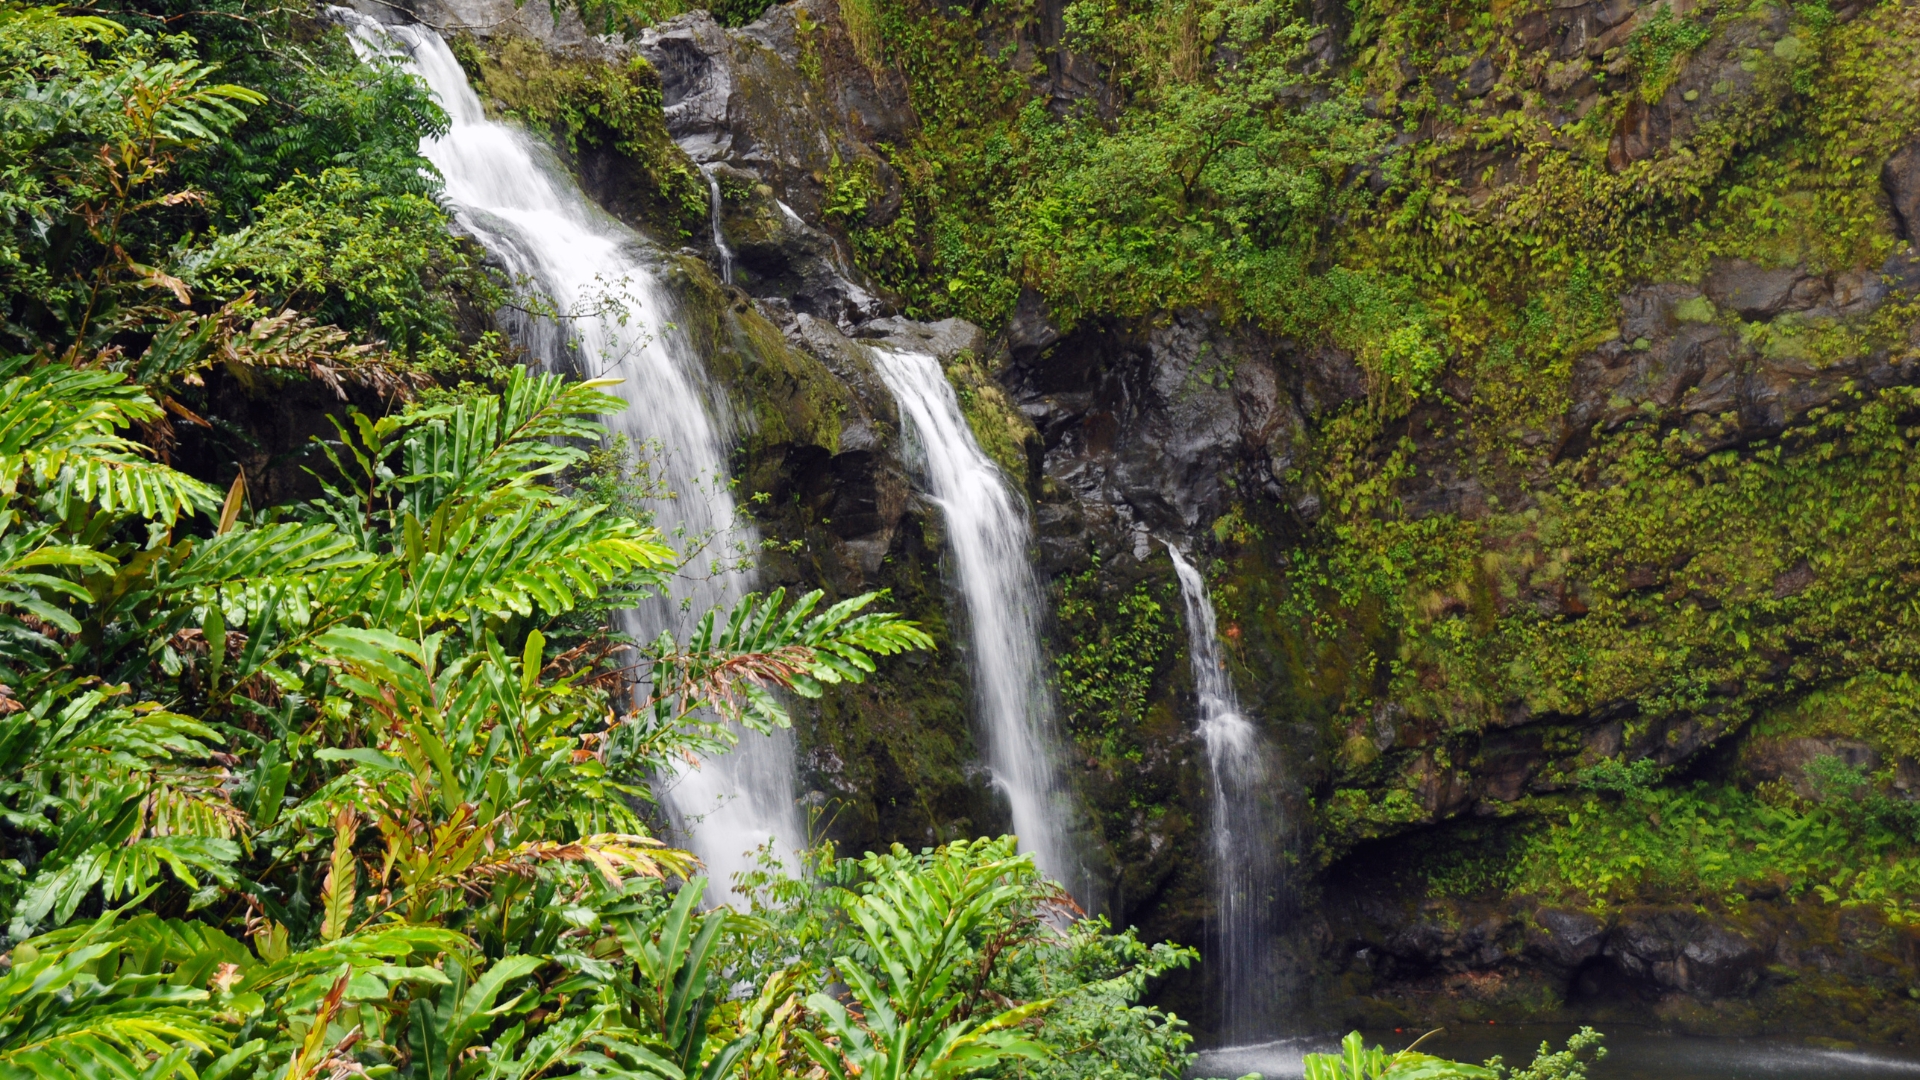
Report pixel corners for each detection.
[1168,544,1278,1039]
[699,165,735,285]
[341,13,801,892]
[870,349,1078,892]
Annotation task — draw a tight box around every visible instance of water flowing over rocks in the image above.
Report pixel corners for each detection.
[625,0,1920,1035]
[368,0,1920,1041]
[635,5,895,328]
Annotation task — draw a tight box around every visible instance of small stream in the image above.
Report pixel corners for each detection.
[1193,1027,1920,1080]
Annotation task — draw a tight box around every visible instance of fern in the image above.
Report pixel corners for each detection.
[0,359,218,524]
[0,912,232,1080]
[646,588,936,733]
[796,839,1054,1080]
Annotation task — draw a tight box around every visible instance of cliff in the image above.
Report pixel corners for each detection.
[395,0,1920,1043]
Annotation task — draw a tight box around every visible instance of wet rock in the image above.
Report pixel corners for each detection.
[1704,259,1811,321]
[1739,737,1881,798]
[1566,314,1729,436]
[395,0,621,54]
[1771,559,1815,598]
[1513,0,1638,63]
[1563,268,1920,456]
[1472,729,1545,806]
[1005,311,1297,539]
[1299,343,1369,416]
[861,317,988,362]
[1606,907,1769,997]
[1463,55,1497,97]
[1399,402,1494,520]
[1885,142,1920,243]
[635,1,904,329]
[1004,288,1063,363]
[1606,5,1792,171]
[1841,267,1891,313]
[1527,907,1607,971]
[1348,897,1521,977]
[642,14,734,161]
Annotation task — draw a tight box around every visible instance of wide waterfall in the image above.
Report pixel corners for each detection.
[1167,544,1279,1040]
[340,13,801,892]
[870,349,1079,893]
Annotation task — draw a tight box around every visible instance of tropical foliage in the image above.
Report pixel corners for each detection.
[1303,1029,1605,1080]
[0,4,1237,1080]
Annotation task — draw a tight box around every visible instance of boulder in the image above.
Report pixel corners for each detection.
[1527,907,1607,971]
[1605,907,1769,998]
[860,317,988,362]
[1704,259,1812,320]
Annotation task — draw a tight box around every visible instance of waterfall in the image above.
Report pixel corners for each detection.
[869,349,1078,892]
[700,165,735,285]
[340,13,800,892]
[1166,544,1279,1040]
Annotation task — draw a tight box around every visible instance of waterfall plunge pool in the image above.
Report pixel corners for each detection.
[1192,1027,1920,1080]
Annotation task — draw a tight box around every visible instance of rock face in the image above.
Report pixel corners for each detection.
[636,2,896,328]
[1320,877,1920,1040]
[1560,254,1920,459]
[1604,4,1795,172]
[1888,142,1920,242]
[442,0,1920,1042]
[1009,310,1365,565]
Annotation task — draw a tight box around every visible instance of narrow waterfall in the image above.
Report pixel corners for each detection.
[870,349,1078,892]
[700,165,735,285]
[341,14,800,891]
[1166,544,1279,1040]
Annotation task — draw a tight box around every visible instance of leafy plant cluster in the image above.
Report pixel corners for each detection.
[1,0,488,374]
[1625,7,1713,101]
[1303,1027,1604,1080]
[831,0,1400,350]
[1051,562,1171,761]
[1503,756,1920,921]
[0,4,1235,1079]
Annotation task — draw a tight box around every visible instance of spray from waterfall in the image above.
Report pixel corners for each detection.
[1167,543,1279,1040]
[339,12,800,893]
[700,165,735,285]
[870,348,1079,894]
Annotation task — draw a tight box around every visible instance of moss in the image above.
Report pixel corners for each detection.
[942,349,1035,487]
[658,252,858,457]
[453,34,708,240]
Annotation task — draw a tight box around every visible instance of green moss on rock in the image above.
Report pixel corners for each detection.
[452,34,708,239]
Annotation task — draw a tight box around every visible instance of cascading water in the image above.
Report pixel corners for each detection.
[869,348,1079,893]
[1167,544,1279,1040]
[340,12,800,892]
[700,165,735,285]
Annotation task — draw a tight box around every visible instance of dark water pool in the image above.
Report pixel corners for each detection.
[1192,1026,1920,1080]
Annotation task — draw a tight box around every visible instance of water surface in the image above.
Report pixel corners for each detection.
[1193,1026,1920,1080]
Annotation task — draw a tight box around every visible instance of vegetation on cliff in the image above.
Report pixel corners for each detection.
[811,0,1920,937]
